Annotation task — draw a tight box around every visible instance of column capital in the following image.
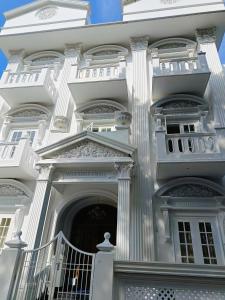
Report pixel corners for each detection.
[130,36,149,51]
[196,27,217,44]
[36,164,55,181]
[8,49,25,62]
[114,162,134,180]
[64,43,82,57]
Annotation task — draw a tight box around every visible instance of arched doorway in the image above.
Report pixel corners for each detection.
[70,204,117,253]
[57,199,117,253]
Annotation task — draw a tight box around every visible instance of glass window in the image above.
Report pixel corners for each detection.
[9,130,36,145]
[11,131,22,142]
[0,218,11,248]
[174,217,223,265]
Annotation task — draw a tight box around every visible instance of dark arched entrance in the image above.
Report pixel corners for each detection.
[70,204,117,253]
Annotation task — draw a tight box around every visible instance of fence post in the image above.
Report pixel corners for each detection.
[92,232,114,300]
[0,231,27,300]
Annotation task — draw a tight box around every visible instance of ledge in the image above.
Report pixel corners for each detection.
[114,260,225,279]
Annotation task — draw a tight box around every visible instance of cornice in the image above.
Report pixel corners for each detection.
[114,261,225,280]
[4,0,89,20]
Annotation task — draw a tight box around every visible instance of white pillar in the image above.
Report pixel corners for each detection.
[115,162,133,260]
[196,27,225,128]
[0,116,12,141]
[7,49,25,72]
[129,37,154,261]
[25,165,54,249]
[52,44,81,132]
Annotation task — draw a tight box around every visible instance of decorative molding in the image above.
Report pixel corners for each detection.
[164,184,221,198]
[115,111,132,127]
[130,36,149,51]
[53,116,69,132]
[196,27,217,44]
[64,43,82,58]
[53,170,117,181]
[12,109,47,118]
[36,6,58,20]
[114,162,134,179]
[84,45,128,64]
[36,165,55,181]
[83,105,119,114]
[149,38,196,51]
[53,140,127,159]
[0,184,28,197]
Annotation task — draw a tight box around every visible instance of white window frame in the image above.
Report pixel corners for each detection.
[173,214,224,265]
[8,128,37,145]
[0,214,14,251]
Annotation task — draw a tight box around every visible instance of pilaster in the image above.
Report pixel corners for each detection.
[25,165,54,249]
[52,44,81,132]
[115,162,133,260]
[7,49,25,72]
[0,116,12,141]
[196,27,225,128]
[129,36,154,261]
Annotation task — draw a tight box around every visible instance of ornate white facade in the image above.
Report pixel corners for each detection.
[0,0,225,299]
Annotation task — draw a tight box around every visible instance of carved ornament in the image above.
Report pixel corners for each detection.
[196,27,217,44]
[53,140,127,159]
[0,184,28,197]
[164,184,221,197]
[36,6,58,20]
[12,109,47,118]
[130,37,149,51]
[83,105,119,114]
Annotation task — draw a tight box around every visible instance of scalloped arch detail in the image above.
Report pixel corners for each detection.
[149,38,197,50]
[84,45,128,60]
[24,50,64,63]
[77,100,126,114]
[0,179,32,199]
[152,94,207,110]
[155,177,225,198]
[7,104,50,119]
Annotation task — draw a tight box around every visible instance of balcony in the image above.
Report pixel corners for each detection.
[155,130,225,179]
[152,52,210,101]
[0,68,58,107]
[68,63,128,104]
[0,138,38,179]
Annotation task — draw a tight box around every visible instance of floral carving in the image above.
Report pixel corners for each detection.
[0,184,28,197]
[164,184,221,197]
[161,100,199,109]
[36,6,58,20]
[12,109,47,118]
[54,140,127,159]
[83,105,119,114]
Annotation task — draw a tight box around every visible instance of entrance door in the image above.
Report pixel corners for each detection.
[70,204,117,253]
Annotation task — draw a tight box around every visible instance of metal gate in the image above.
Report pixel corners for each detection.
[12,232,95,300]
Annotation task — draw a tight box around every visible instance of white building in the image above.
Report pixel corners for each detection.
[0,0,225,299]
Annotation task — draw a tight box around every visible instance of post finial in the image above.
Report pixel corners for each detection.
[96,232,114,252]
[5,231,27,249]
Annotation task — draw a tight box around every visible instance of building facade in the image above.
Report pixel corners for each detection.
[0,0,225,299]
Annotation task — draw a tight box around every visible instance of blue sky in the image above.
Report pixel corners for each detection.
[0,0,225,75]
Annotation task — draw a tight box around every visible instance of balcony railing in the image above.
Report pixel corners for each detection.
[152,52,210,100]
[153,52,209,77]
[166,133,219,154]
[0,138,38,179]
[68,63,127,103]
[0,68,58,106]
[77,64,125,80]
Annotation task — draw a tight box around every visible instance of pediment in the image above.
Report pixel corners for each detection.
[37,131,134,160]
[4,0,89,29]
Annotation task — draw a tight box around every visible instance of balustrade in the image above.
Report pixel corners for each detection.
[166,133,218,154]
[154,52,209,76]
[77,64,124,80]
[0,143,17,160]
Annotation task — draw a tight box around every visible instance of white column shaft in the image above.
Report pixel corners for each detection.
[130,38,153,261]
[116,179,130,260]
[25,179,51,249]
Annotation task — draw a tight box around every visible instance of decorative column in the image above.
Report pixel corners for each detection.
[196,27,225,128]
[0,116,12,141]
[37,119,47,145]
[52,44,81,132]
[129,37,154,261]
[114,162,133,260]
[25,165,54,249]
